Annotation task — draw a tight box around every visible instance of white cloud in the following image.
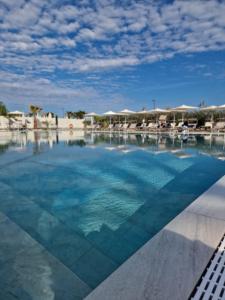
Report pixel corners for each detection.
[0,0,225,72]
[0,0,225,111]
[77,56,139,71]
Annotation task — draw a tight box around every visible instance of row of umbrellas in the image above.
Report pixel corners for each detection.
[86,104,225,124]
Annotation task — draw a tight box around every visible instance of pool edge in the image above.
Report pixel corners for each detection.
[85,175,225,300]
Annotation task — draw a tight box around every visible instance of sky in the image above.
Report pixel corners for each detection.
[0,0,225,115]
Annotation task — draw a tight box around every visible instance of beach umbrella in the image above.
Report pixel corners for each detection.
[103,111,117,125]
[200,105,219,122]
[120,109,135,114]
[218,104,225,110]
[200,105,218,111]
[85,112,99,126]
[8,110,24,116]
[136,109,149,114]
[135,109,151,123]
[85,112,99,116]
[148,108,168,113]
[148,108,169,123]
[171,105,198,123]
[119,109,135,124]
[218,105,225,120]
[173,105,198,110]
[103,111,117,116]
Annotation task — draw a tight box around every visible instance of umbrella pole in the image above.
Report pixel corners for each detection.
[211,113,214,123]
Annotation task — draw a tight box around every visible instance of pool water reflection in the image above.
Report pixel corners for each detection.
[0,130,225,299]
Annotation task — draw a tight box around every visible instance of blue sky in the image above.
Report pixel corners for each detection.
[0,0,225,114]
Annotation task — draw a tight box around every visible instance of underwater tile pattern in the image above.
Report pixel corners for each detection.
[0,131,225,299]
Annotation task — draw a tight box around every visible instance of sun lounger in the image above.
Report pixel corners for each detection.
[176,122,184,128]
[122,123,129,130]
[108,124,114,130]
[129,123,137,130]
[170,123,176,129]
[138,123,147,130]
[214,122,225,132]
[94,124,101,130]
[202,122,213,130]
[159,115,167,127]
[114,123,122,130]
[147,123,158,130]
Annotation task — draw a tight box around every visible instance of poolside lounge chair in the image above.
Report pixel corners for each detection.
[186,118,198,129]
[122,123,129,130]
[129,123,137,130]
[159,115,167,127]
[138,123,147,130]
[202,122,213,130]
[176,122,184,128]
[114,123,122,131]
[108,124,114,130]
[94,123,101,130]
[147,123,158,130]
[214,122,225,132]
[170,122,176,129]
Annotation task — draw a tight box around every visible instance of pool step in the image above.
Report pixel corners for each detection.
[0,181,118,289]
[0,211,91,300]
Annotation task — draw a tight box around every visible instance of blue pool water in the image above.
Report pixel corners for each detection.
[0,131,225,299]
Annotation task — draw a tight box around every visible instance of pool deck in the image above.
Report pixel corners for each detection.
[89,129,225,136]
[86,175,225,300]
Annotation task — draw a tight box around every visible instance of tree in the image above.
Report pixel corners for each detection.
[74,111,86,119]
[0,101,7,116]
[66,111,86,119]
[29,105,42,129]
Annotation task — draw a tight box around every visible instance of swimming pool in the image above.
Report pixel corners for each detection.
[0,131,225,299]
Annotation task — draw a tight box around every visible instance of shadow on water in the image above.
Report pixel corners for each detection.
[0,207,219,300]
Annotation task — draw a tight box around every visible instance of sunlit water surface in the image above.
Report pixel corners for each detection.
[0,130,225,297]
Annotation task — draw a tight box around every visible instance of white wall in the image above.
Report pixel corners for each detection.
[1,115,84,130]
[0,116,9,129]
[57,118,84,129]
[26,116,84,130]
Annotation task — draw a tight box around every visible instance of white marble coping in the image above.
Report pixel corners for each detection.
[86,176,225,300]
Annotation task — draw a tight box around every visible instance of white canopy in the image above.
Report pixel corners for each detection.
[103,111,117,116]
[218,105,225,110]
[85,112,99,116]
[118,109,135,125]
[172,105,198,111]
[170,105,197,123]
[136,109,149,114]
[119,109,135,114]
[8,110,24,115]
[200,106,219,122]
[200,105,219,111]
[148,108,168,113]
[103,111,117,126]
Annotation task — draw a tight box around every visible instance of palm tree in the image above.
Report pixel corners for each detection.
[29,105,42,129]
